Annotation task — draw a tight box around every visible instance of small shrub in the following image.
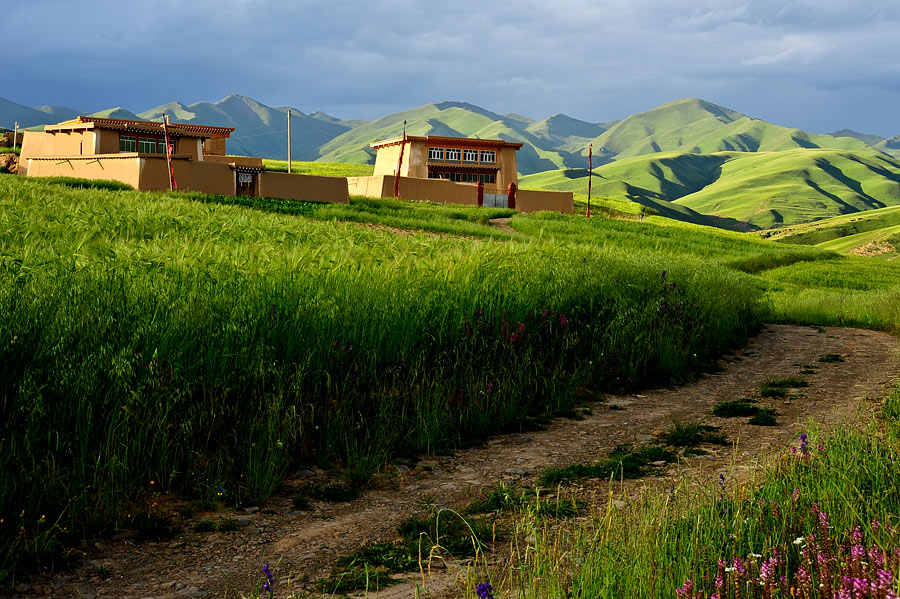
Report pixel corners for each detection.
[712,399,759,417]
[194,516,240,533]
[465,482,580,518]
[193,520,215,533]
[291,495,312,511]
[538,445,677,486]
[319,509,493,594]
[759,376,807,397]
[818,353,845,363]
[130,510,179,540]
[713,399,778,425]
[662,421,727,447]
[217,517,239,532]
[748,408,778,426]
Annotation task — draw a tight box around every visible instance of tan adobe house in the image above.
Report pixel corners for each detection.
[19,117,348,204]
[350,134,573,214]
[371,135,522,193]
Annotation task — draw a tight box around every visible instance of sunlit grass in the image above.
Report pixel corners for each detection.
[0,174,766,583]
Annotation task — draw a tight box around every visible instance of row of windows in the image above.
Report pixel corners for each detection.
[428,171,496,184]
[427,147,496,164]
[120,135,174,154]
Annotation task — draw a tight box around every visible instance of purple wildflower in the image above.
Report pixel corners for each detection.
[476,582,494,599]
[262,564,275,598]
[675,579,694,597]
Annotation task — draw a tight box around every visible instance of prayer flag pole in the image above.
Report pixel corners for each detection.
[587,143,592,218]
[394,120,407,200]
[163,115,178,191]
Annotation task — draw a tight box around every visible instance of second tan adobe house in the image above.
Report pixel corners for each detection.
[18,116,349,204]
[349,134,574,214]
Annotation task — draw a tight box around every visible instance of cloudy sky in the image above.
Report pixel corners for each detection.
[6,0,900,135]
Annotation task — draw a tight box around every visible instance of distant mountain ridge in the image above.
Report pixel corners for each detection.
[1,94,897,172]
[137,95,354,161]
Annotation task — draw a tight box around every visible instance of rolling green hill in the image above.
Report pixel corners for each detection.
[815,224,900,258]
[763,204,900,257]
[521,149,900,230]
[579,98,880,165]
[673,150,900,228]
[875,135,900,159]
[828,129,886,146]
[91,107,144,120]
[314,101,594,174]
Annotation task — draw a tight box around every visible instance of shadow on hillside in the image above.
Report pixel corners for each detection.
[625,192,757,232]
[848,154,900,188]
[648,154,729,200]
[814,158,885,209]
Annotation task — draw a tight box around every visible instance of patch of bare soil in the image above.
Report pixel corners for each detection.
[13,325,899,599]
[487,217,515,233]
[849,241,897,258]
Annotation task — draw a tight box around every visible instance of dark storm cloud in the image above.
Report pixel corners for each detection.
[5,0,900,135]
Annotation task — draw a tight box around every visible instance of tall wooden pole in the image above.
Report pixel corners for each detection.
[13,121,18,150]
[393,120,407,200]
[587,143,592,218]
[163,115,177,191]
[287,109,292,174]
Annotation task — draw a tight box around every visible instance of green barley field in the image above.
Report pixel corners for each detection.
[2,172,900,592]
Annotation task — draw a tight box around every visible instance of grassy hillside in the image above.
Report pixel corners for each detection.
[90,107,143,120]
[829,128,886,146]
[764,204,900,246]
[875,135,900,158]
[673,149,900,228]
[523,149,900,230]
[581,98,880,164]
[524,113,617,151]
[815,224,900,257]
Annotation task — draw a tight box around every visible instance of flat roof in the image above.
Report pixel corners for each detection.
[45,117,234,139]
[371,135,523,150]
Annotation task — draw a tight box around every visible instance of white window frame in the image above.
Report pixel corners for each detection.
[428,147,444,161]
[120,135,137,152]
[463,149,478,163]
[480,150,496,164]
[138,138,158,154]
[446,148,461,162]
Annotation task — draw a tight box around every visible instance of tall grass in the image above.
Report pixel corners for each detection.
[182,191,516,239]
[484,387,900,598]
[0,175,766,580]
[761,257,900,332]
[510,211,834,267]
